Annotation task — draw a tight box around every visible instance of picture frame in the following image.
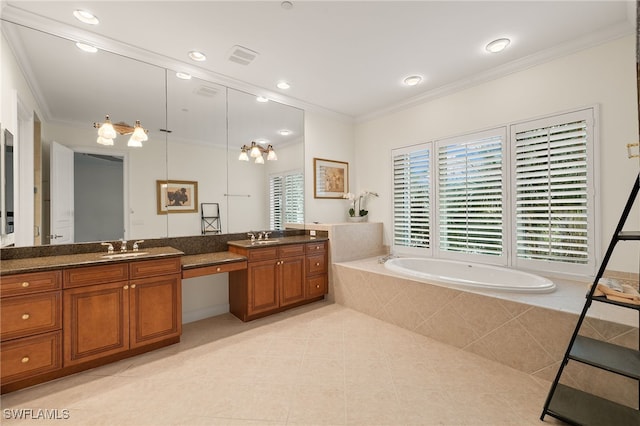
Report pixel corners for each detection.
[156,180,198,214]
[314,158,349,199]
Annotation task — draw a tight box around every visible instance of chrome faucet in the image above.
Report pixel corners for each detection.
[120,240,128,252]
[263,232,271,240]
[133,240,144,251]
[101,242,114,253]
[247,232,256,242]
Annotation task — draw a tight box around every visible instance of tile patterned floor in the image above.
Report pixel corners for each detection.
[1,302,563,425]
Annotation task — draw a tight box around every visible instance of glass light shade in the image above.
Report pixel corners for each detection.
[238,150,249,161]
[254,155,265,164]
[250,145,261,158]
[267,148,277,161]
[131,123,148,142]
[96,136,113,146]
[98,119,117,139]
[486,38,510,53]
[128,136,143,148]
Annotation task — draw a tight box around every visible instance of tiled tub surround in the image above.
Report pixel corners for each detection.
[333,257,639,409]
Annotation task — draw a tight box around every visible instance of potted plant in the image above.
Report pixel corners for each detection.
[343,191,378,222]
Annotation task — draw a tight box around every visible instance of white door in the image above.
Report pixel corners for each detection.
[50,141,74,244]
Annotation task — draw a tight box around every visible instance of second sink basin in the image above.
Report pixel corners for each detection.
[101,252,149,259]
[255,239,280,245]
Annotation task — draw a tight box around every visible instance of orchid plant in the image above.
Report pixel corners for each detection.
[343,191,379,217]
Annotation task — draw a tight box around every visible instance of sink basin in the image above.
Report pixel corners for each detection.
[255,239,280,245]
[101,252,149,259]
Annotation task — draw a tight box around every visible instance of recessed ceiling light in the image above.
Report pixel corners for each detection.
[75,42,98,53]
[73,10,99,25]
[403,75,423,86]
[281,1,294,10]
[176,72,192,80]
[188,50,207,62]
[278,129,292,136]
[276,81,290,90]
[256,138,270,145]
[256,96,269,103]
[486,38,511,53]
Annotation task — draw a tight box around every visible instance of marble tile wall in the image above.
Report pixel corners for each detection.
[332,263,639,408]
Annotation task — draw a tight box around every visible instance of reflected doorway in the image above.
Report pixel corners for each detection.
[74,152,124,243]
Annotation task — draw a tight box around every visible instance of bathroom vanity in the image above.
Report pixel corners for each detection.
[227,237,328,321]
[0,233,329,393]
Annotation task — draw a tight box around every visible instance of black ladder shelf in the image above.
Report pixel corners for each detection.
[541,172,640,425]
[201,203,221,235]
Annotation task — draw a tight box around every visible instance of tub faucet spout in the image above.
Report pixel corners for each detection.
[378,254,396,264]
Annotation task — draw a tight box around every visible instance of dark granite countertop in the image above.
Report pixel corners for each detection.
[0,246,184,276]
[181,251,247,269]
[227,235,329,249]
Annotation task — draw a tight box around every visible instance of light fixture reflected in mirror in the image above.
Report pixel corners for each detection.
[239,141,277,164]
[93,115,149,147]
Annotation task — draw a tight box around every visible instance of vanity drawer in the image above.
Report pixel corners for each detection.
[64,263,129,289]
[278,244,305,258]
[130,257,181,279]
[307,275,327,298]
[1,270,62,298]
[1,292,62,341]
[306,254,327,275]
[305,241,326,254]
[246,247,278,262]
[1,331,62,384]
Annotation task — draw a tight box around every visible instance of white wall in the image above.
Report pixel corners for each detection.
[354,35,639,273]
[304,111,356,224]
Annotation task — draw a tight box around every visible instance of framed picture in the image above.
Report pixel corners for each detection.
[314,158,349,199]
[156,180,198,214]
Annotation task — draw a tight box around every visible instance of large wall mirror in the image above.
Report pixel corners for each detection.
[1,19,304,247]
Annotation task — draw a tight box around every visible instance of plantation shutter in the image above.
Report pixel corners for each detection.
[270,171,304,230]
[437,132,504,257]
[392,144,431,251]
[513,116,589,265]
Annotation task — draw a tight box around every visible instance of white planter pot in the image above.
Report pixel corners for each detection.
[347,215,368,223]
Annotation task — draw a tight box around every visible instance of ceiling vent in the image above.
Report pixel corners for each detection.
[194,85,219,98]
[227,45,258,66]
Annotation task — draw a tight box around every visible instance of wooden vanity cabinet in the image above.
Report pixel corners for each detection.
[228,241,327,321]
[0,270,63,385]
[63,257,181,366]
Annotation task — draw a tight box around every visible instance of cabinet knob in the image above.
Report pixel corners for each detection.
[316,246,320,250]
[21,313,30,320]
[21,282,30,288]
[21,356,30,364]
[124,285,129,290]
[216,267,221,272]
[131,284,136,289]
[316,284,320,289]
[316,262,320,266]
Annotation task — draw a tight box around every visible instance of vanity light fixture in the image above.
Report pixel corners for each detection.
[76,42,98,53]
[176,72,192,80]
[485,38,511,53]
[276,81,290,90]
[73,10,99,25]
[188,50,207,62]
[256,96,269,103]
[239,141,277,163]
[403,75,422,86]
[94,116,149,148]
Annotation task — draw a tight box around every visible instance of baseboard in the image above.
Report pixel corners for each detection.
[182,303,230,324]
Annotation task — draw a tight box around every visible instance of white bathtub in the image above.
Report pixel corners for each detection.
[384,257,556,293]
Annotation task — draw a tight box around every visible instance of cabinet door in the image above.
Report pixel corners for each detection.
[129,274,182,348]
[247,260,279,316]
[63,281,129,366]
[279,256,306,307]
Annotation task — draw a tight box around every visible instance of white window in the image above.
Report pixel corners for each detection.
[269,170,304,230]
[391,108,597,276]
[436,129,507,264]
[392,144,432,256]
[511,109,595,275]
